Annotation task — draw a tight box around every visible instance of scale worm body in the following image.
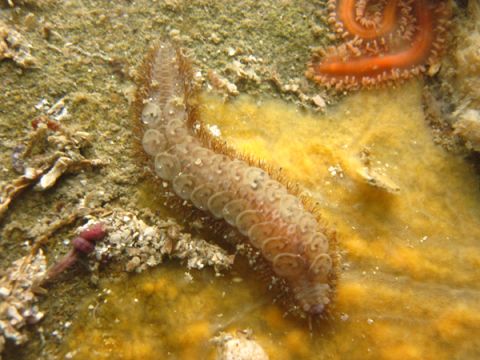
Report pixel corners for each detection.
[136,43,336,316]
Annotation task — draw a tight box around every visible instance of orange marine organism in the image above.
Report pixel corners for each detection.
[306,0,451,90]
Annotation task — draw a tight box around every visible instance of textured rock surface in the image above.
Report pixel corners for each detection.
[213,331,269,360]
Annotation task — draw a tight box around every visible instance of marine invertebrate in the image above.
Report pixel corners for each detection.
[306,0,451,90]
[41,223,107,284]
[63,83,480,359]
[135,43,337,318]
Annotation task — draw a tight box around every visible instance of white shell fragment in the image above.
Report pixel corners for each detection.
[212,331,269,360]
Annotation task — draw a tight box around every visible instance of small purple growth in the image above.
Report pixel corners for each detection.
[79,223,106,242]
[72,236,95,254]
[42,223,107,284]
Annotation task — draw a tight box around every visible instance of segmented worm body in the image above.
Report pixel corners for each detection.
[136,43,336,316]
[306,0,450,90]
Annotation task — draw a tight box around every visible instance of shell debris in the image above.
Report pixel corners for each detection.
[211,330,269,360]
[0,251,46,352]
[0,20,36,68]
[82,209,234,275]
[0,116,104,220]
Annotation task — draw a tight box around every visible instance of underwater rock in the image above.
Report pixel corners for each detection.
[0,251,46,351]
[424,0,480,152]
[454,109,480,151]
[449,1,480,151]
[2,0,53,6]
[0,117,103,220]
[212,331,269,360]
[0,20,36,68]
[82,209,233,274]
[208,69,240,97]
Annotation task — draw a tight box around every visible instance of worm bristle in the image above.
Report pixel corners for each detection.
[134,41,339,320]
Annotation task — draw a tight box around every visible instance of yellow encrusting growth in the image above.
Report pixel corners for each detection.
[63,80,480,359]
